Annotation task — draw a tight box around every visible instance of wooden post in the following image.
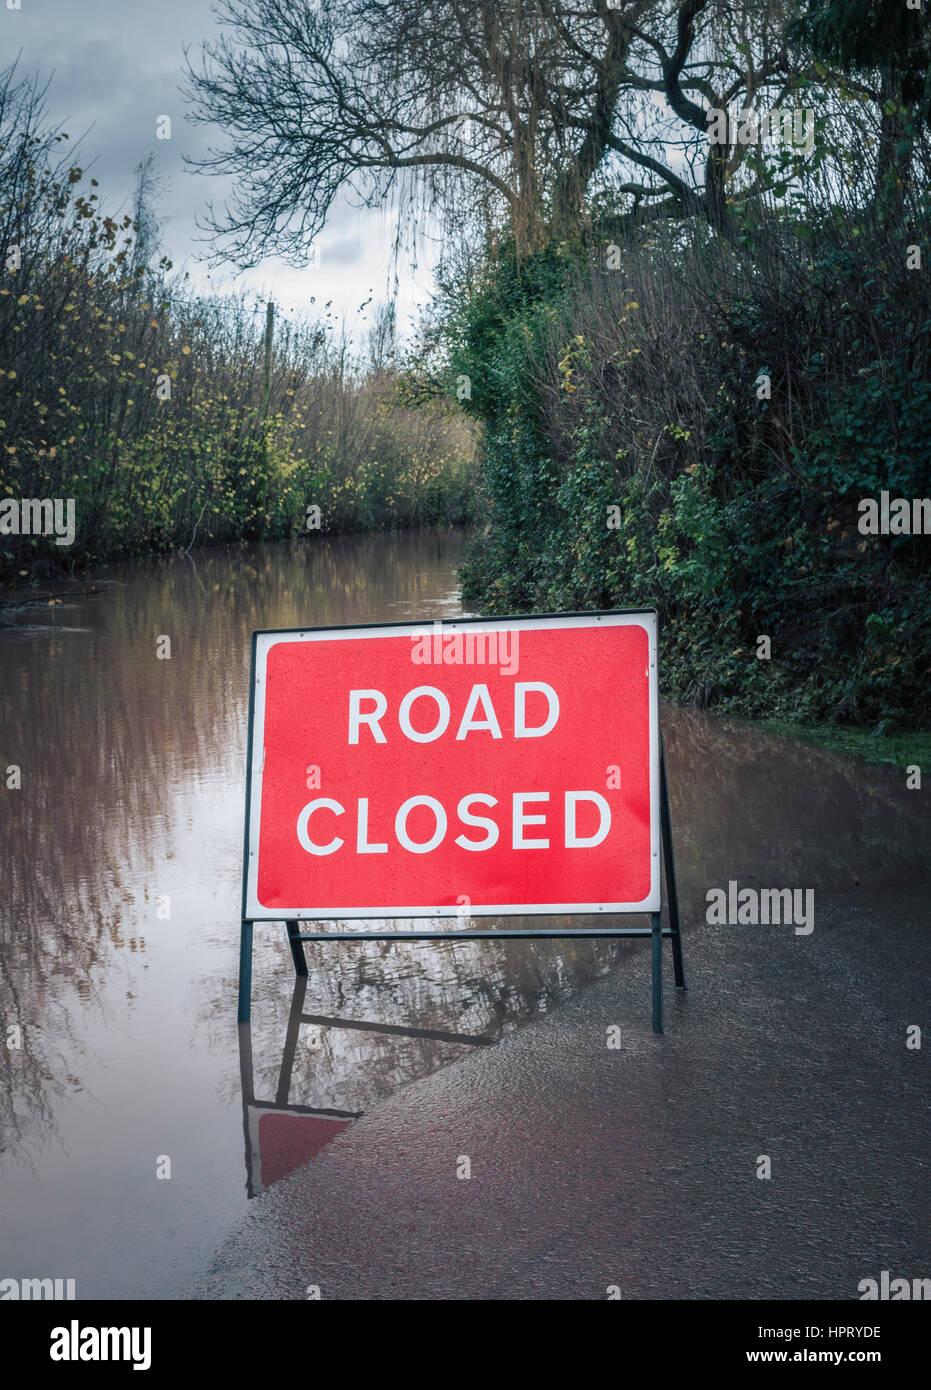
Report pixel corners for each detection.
[261,301,274,421]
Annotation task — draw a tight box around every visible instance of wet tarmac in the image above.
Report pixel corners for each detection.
[195,883,930,1300]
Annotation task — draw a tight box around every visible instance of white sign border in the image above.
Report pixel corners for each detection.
[242,611,661,924]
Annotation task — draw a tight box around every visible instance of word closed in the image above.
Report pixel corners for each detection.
[244,613,660,921]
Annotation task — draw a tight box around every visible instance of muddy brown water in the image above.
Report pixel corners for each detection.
[0,528,925,1297]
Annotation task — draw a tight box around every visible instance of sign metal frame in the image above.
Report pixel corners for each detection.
[237,609,685,1031]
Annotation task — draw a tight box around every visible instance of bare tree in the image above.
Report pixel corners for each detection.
[129,153,169,276]
[182,0,821,260]
[366,300,397,375]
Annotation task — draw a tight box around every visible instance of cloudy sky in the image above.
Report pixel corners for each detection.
[4,0,437,339]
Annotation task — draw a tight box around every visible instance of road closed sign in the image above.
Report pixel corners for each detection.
[242,611,660,924]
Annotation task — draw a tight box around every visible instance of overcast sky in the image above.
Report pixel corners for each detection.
[4,0,436,340]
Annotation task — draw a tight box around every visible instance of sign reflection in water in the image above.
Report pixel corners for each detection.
[240,976,360,1197]
[240,970,508,1196]
[238,925,638,1196]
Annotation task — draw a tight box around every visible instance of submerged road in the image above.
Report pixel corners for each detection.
[193,883,929,1300]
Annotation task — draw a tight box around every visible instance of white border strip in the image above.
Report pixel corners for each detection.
[243,613,660,922]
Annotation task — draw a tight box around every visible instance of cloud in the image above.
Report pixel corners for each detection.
[4,0,427,331]
[319,236,366,269]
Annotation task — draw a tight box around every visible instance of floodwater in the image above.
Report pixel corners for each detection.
[0,528,926,1298]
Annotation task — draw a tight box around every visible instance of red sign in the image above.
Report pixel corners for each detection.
[246,1108,354,1193]
[243,613,660,923]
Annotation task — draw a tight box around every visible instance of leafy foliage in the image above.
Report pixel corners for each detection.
[0,66,478,582]
[451,215,931,730]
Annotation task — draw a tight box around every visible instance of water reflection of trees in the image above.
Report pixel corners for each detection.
[0,529,469,1163]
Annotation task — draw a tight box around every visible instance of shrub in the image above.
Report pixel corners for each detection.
[448,211,931,729]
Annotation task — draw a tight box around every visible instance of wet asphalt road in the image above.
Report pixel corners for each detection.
[193,884,929,1300]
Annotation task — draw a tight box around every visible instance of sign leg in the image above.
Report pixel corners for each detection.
[276,975,309,1105]
[660,737,686,990]
[651,911,663,1033]
[286,918,308,977]
[238,1003,257,1197]
[238,919,254,1024]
